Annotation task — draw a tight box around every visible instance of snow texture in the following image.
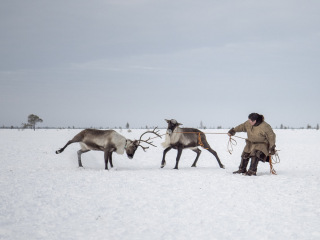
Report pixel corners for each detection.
[1,129,320,240]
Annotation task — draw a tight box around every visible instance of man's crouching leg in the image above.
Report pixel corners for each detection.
[244,151,266,176]
[244,157,259,176]
[233,152,250,174]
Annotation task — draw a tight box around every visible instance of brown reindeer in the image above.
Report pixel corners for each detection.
[56,127,161,170]
[161,119,225,170]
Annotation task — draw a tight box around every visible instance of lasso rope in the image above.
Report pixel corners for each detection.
[227,136,237,154]
[269,151,281,175]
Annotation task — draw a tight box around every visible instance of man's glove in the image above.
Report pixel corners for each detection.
[228,128,236,137]
[269,145,276,155]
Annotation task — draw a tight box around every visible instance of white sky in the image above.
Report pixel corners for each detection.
[1,0,319,128]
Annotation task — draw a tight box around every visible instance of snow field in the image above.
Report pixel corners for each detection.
[0,129,319,240]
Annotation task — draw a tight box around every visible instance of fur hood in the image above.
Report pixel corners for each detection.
[248,113,264,126]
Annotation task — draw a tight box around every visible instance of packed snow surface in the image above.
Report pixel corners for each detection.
[1,129,320,240]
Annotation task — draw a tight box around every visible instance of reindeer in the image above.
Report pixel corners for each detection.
[161,119,225,170]
[56,127,161,170]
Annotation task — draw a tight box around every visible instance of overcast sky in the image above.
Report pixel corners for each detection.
[1,0,319,129]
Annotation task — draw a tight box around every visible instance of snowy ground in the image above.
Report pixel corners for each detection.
[1,128,320,240]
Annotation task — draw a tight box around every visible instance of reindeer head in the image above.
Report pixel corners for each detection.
[124,140,139,159]
[165,119,183,135]
[125,127,162,159]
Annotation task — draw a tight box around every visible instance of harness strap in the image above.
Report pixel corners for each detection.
[198,132,209,149]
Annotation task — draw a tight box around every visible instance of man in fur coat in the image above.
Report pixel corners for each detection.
[228,113,276,176]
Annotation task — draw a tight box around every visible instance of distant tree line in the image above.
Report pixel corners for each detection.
[278,123,319,130]
[1,117,319,130]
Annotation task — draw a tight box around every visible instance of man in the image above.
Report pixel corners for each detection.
[228,113,276,176]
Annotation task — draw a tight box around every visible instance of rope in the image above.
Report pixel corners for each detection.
[269,157,276,175]
[227,136,237,154]
[172,131,228,150]
[269,151,281,175]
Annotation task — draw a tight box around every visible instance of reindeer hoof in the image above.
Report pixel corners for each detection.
[220,164,225,169]
[173,167,179,170]
[161,162,166,168]
[191,164,196,167]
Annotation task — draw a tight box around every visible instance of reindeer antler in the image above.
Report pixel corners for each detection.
[137,127,162,151]
[138,145,150,152]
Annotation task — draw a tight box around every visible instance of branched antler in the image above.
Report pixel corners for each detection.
[138,127,162,142]
[138,145,150,152]
[137,127,162,151]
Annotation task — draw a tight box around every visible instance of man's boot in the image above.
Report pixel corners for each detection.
[233,157,249,174]
[244,157,259,176]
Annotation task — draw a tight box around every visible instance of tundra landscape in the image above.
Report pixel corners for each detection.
[1,128,319,240]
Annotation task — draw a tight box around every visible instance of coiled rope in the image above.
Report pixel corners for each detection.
[269,151,281,175]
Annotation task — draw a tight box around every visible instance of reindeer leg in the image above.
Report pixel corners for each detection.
[161,147,172,168]
[109,152,114,168]
[77,149,89,168]
[104,151,111,170]
[56,140,75,154]
[174,148,183,170]
[206,147,225,169]
[200,137,224,169]
[56,133,84,154]
[191,148,202,167]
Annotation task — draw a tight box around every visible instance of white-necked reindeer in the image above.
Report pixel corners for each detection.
[161,119,225,170]
[56,127,161,170]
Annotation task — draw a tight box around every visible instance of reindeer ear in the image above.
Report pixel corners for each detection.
[178,123,183,126]
[165,119,170,123]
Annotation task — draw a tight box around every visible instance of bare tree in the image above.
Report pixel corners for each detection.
[24,114,43,131]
